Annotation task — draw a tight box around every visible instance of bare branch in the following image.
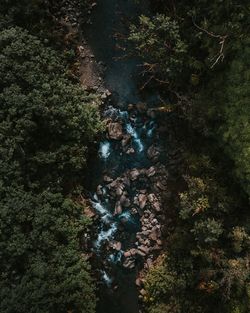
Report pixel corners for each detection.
[192,17,228,68]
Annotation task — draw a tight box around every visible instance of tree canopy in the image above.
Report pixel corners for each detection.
[0,5,102,312]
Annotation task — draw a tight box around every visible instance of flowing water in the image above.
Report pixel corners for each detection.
[84,1,163,313]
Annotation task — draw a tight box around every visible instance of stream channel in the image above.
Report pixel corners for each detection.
[84,1,165,313]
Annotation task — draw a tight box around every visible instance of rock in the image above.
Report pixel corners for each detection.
[107,122,123,140]
[130,248,138,256]
[122,134,131,147]
[96,185,103,196]
[149,229,158,241]
[123,250,132,258]
[137,249,146,257]
[131,207,138,215]
[136,278,142,287]
[103,175,113,183]
[147,145,160,161]
[111,241,122,251]
[140,289,147,296]
[109,179,120,189]
[130,168,140,181]
[106,89,112,97]
[156,239,163,246]
[138,245,149,255]
[120,194,131,207]
[126,147,135,154]
[101,93,107,100]
[114,201,122,215]
[147,166,156,177]
[123,175,130,187]
[151,245,161,251]
[124,248,138,257]
[116,186,123,197]
[148,193,157,203]
[138,194,147,209]
[84,206,96,218]
[152,201,161,212]
[141,229,151,236]
[146,258,153,269]
[156,181,167,191]
[148,194,161,212]
[123,258,135,269]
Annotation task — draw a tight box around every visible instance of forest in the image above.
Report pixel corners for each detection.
[0,1,249,313]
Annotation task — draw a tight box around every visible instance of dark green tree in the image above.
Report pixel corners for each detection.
[0,25,102,313]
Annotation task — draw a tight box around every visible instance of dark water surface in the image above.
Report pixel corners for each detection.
[84,2,151,313]
[85,0,150,104]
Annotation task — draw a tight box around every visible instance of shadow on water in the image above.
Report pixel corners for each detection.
[84,1,150,313]
[84,0,150,104]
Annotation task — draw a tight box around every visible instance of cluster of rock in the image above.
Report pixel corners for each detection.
[96,162,167,269]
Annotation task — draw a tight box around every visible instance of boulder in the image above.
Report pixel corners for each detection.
[115,186,123,197]
[147,145,160,161]
[123,175,130,187]
[107,122,123,140]
[152,201,161,212]
[123,250,132,258]
[148,193,157,203]
[84,206,96,218]
[96,185,103,196]
[120,194,131,207]
[140,289,147,296]
[131,207,138,215]
[136,278,142,287]
[138,245,149,255]
[123,258,135,269]
[147,166,156,177]
[149,229,158,241]
[156,181,167,191]
[111,241,122,251]
[156,239,163,246]
[126,147,135,154]
[122,134,131,147]
[114,201,122,215]
[138,194,147,209]
[137,249,146,257]
[103,175,113,183]
[130,168,140,181]
[141,229,151,236]
[146,258,153,269]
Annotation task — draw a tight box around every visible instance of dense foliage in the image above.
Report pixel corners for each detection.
[0,2,101,313]
[143,153,250,313]
[129,1,250,313]
[130,0,250,197]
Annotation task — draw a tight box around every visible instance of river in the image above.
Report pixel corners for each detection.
[84,1,164,313]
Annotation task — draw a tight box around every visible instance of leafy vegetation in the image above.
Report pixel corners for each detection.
[0,2,101,313]
[143,153,250,313]
[129,1,250,313]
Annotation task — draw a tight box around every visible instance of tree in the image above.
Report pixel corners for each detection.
[128,14,188,87]
[0,27,103,190]
[0,25,102,312]
[0,187,96,313]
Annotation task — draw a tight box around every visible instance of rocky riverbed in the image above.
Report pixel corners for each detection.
[53,1,172,312]
[89,101,169,304]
